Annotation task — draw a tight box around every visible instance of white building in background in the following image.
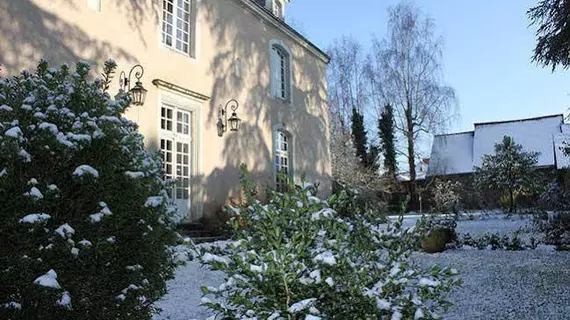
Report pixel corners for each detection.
[428,114,570,177]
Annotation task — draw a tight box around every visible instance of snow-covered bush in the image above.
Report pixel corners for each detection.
[0,61,178,319]
[539,213,570,250]
[432,179,462,214]
[538,180,570,211]
[329,185,386,220]
[196,165,460,319]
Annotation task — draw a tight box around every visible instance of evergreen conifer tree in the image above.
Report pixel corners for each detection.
[379,104,397,175]
[351,107,368,164]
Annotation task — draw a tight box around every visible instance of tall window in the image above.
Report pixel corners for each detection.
[160,105,192,203]
[274,130,291,192]
[162,0,192,55]
[270,44,291,102]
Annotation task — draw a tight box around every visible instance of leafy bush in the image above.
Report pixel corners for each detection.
[453,233,538,251]
[432,179,462,214]
[196,165,460,319]
[537,212,570,250]
[538,180,570,211]
[0,61,178,319]
[328,184,386,220]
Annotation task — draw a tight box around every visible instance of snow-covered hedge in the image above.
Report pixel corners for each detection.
[196,165,461,319]
[0,61,178,319]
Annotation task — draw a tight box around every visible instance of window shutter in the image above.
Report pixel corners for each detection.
[270,49,280,97]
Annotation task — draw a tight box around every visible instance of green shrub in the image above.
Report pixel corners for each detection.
[538,212,570,250]
[454,233,536,251]
[196,165,460,319]
[0,61,178,319]
[329,183,386,220]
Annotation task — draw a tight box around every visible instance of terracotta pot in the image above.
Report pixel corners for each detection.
[422,228,452,253]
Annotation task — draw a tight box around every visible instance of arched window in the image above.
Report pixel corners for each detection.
[270,43,291,102]
[274,130,292,192]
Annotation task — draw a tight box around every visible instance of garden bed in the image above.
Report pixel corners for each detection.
[154,215,570,320]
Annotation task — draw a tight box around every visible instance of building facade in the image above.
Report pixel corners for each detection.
[0,0,332,222]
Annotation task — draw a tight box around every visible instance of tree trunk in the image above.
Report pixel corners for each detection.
[509,189,514,213]
[405,106,417,211]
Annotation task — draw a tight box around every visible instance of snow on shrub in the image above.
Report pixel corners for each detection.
[196,165,461,319]
[432,179,462,214]
[0,60,178,319]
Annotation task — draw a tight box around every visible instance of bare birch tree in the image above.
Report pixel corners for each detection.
[367,2,457,208]
[327,35,369,135]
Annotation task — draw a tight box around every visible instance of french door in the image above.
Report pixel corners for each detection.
[160,104,192,215]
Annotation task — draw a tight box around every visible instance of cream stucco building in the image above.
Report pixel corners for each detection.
[0,0,332,222]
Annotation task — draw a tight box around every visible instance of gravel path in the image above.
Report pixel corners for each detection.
[154,216,570,320]
[413,248,570,319]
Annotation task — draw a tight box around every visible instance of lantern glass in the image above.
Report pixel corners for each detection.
[130,81,147,106]
[228,112,241,131]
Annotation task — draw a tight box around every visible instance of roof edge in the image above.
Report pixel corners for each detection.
[434,130,474,138]
[474,114,564,127]
[242,0,331,64]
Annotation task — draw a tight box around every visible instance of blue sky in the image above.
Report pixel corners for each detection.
[288,0,570,134]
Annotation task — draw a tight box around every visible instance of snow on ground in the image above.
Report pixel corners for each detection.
[154,214,570,320]
[413,248,570,319]
[154,261,223,320]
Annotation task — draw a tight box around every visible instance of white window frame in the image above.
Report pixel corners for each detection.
[269,40,293,103]
[87,0,102,12]
[157,92,203,221]
[161,0,196,57]
[273,124,294,192]
[273,0,284,19]
[159,104,192,202]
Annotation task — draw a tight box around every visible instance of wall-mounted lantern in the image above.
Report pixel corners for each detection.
[119,64,147,106]
[218,99,241,136]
